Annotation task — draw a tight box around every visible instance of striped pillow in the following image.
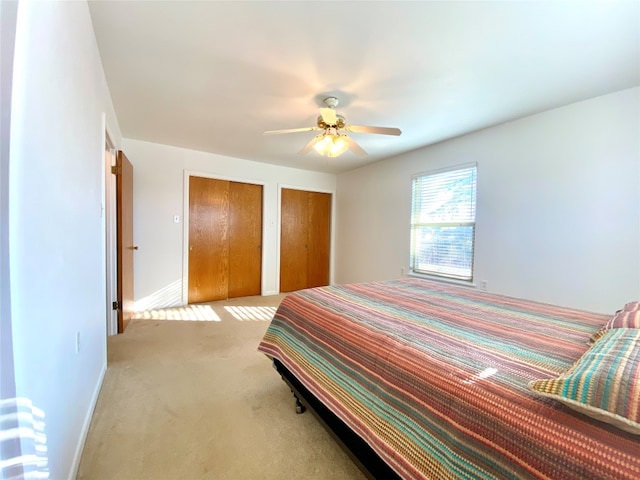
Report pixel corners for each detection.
[591,301,640,342]
[529,328,640,435]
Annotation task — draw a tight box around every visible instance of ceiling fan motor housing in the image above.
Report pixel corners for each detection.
[317,114,346,130]
[323,96,340,109]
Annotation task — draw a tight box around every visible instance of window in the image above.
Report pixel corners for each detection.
[410,164,477,281]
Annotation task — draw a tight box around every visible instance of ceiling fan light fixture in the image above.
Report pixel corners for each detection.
[328,134,349,157]
[313,133,349,158]
[312,134,332,154]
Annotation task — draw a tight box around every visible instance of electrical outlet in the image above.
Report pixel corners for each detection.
[75,331,81,354]
[480,280,488,291]
[400,267,405,276]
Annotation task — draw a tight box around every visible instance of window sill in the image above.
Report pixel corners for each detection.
[407,271,476,288]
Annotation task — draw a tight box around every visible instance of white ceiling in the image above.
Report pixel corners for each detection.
[88,1,640,174]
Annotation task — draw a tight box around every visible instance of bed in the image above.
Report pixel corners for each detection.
[258,278,640,479]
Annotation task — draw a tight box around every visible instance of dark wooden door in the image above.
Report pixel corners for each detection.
[280,188,331,292]
[228,182,262,297]
[116,151,134,333]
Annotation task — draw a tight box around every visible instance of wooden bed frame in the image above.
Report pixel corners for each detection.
[273,359,401,480]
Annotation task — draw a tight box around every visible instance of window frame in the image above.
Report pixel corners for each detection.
[409,163,478,283]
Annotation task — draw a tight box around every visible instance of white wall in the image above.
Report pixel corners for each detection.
[122,139,336,309]
[335,88,640,314]
[9,1,122,478]
[1,0,19,404]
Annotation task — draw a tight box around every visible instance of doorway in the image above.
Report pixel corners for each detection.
[104,133,117,335]
[115,151,135,333]
[104,142,135,334]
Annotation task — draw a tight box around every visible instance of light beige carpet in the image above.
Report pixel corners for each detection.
[77,295,366,480]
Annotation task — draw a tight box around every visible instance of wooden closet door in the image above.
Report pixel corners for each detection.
[188,176,229,303]
[280,188,309,292]
[307,192,331,288]
[280,188,331,292]
[228,182,262,298]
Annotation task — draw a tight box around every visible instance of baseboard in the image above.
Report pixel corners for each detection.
[67,361,107,480]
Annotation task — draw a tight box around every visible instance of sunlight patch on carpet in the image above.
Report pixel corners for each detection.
[134,304,221,321]
[224,306,276,321]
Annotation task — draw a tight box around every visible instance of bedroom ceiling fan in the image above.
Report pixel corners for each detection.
[263,97,402,158]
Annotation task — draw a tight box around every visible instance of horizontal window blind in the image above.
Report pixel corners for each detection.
[410,165,477,281]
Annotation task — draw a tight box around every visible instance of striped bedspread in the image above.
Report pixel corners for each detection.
[258,278,640,479]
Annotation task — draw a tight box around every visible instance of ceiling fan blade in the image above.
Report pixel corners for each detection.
[320,108,337,125]
[346,136,367,157]
[264,127,319,135]
[345,125,402,136]
[298,134,324,155]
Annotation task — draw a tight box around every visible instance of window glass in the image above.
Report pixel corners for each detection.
[410,165,477,281]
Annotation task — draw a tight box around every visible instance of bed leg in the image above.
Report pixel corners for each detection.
[290,390,306,414]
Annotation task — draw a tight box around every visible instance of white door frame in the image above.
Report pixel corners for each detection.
[104,129,118,335]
